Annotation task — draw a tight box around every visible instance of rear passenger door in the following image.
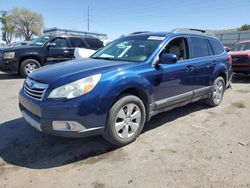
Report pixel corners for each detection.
[68,37,88,58]
[189,37,215,96]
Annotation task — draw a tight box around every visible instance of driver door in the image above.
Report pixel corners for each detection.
[153,37,195,109]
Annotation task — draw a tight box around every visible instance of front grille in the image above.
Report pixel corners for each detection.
[23,78,48,100]
[232,55,250,64]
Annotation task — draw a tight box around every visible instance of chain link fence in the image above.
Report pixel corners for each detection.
[215,30,250,47]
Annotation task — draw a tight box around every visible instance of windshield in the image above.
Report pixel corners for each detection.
[29,36,50,46]
[92,35,165,62]
[231,42,250,51]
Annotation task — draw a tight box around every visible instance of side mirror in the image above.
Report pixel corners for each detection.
[158,53,177,64]
[47,42,56,48]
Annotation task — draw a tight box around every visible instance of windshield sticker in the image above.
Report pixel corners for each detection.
[148,36,165,40]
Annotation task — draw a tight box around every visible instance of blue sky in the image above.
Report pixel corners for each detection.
[1,0,250,39]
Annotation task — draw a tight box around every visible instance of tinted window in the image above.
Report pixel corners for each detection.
[52,38,68,47]
[69,38,85,48]
[190,37,211,58]
[85,38,103,49]
[209,39,224,55]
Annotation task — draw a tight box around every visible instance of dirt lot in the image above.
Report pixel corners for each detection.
[0,71,250,188]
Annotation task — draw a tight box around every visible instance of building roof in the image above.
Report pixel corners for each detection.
[43,27,107,37]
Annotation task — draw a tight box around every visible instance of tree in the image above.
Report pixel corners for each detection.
[239,24,250,31]
[0,11,15,44]
[11,8,44,40]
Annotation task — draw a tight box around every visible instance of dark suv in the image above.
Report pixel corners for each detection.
[19,29,232,146]
[0,35,103,77]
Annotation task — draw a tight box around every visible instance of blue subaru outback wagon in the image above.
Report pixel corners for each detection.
[19,29,232,146]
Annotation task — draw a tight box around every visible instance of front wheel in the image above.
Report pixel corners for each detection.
[19,59,41,78]
[103,95,146,146]
[205,76,225,107]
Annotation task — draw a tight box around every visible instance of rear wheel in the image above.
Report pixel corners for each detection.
[205,76,225,107]
[103,95,146,146]
[19,59,41,78]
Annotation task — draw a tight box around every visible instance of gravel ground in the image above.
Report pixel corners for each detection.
[0,71,250,188]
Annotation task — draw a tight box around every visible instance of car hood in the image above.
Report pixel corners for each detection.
[29,58,133,88]
[0,45,40,51]
[229,51,250,56]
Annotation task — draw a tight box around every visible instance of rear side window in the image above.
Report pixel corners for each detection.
[85,38,103,49]
[69,38,85,48]
[190,37,211,58]
[209,39,224,55]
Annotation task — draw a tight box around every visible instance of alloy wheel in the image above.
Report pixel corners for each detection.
[213,80,224,104]
[115,103,142,139]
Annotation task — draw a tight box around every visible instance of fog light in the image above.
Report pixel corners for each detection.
[52,121,86,132]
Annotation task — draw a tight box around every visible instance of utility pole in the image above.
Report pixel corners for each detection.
[87,6,90,32]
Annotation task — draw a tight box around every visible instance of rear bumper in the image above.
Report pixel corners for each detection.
[227,71,233,88]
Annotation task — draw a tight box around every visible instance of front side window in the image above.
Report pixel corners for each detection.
[190,37,211,58]
[92,35,164,62]
[52,38,68,47]
[161,37,189,61]
[231,42,250,51]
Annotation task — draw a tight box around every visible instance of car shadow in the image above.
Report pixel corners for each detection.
[0,71,22,80]
[0,102,209,169]
[232,73,250,84]
[143,102,209,132]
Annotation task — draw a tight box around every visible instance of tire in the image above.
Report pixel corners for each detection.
[205,76,225,107]
[19,59,41,78]
[103,95,146,146]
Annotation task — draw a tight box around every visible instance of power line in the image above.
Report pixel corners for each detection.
[87,6,90,31]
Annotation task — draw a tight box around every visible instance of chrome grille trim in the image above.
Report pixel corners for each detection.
[23,78,48,100]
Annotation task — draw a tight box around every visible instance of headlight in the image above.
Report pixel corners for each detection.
[3,52,15,59]
[48,74,102,99]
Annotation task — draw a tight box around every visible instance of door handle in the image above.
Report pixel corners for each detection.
[64,50,70,53]
[185,65,194,72]
[207,61,217,68]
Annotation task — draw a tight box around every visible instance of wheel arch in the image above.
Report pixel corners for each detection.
[110,86,151,122]
[212,63,228,86]
[18,55,42,73]
[217,71,227,85]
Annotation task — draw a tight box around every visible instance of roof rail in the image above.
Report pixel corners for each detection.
[171,28,216,37]
[44,33,96,38]
[129,31,151,35]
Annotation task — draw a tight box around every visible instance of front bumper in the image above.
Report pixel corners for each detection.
[0,59,19,72]
[19,89,106,138]
[232,65,250,74]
